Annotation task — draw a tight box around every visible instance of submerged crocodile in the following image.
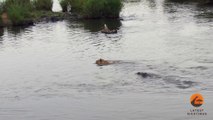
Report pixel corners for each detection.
[136,72,161,78]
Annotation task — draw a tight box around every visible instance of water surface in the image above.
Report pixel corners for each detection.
[0,0,213,120]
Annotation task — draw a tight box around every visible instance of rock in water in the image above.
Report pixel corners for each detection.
[101,24,117,34]
[52,0,62,12]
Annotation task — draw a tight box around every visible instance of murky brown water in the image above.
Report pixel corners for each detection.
[0,0,213,120]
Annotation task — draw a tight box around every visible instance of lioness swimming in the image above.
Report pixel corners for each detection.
[95,58,114,66]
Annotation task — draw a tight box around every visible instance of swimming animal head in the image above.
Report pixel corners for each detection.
[96,58,110,66]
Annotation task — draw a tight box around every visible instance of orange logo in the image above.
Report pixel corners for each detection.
[190,93,204,107]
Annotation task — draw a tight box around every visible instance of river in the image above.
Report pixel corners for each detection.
[0,0,213,120]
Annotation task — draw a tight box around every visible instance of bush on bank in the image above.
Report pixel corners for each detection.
[0,0,123,26]
[34,0,53,11]
[1,0,33,25]
[0,2,4,14]
[7,3,32,25]
[60,0,123,18]
[60,0,68,12]
[0,0,54,26]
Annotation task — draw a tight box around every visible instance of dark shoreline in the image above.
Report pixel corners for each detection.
[0,12,122,28]
[0,12,75,27]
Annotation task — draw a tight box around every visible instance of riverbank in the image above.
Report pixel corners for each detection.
[0,0,123,27]
[1,0,212,27]
[0,11,71,27]
[0,0,70,27]
[60,0,123,19]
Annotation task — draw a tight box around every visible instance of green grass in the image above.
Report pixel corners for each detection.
[102,0,123,18]
[0,3,4,15]
[1,0,123,26]
[7,4,32,25]
[60,0,69,12]
[33,0,53,11]
[4,0,33,10]
[83,0,123,18]
[0,3,4,26]
[4,0,31,5]
[1,0,33,25]
[31,10,64,20]
[0,0,55,25]
[83,0,105,18]
[60,0,123,18]
[60,0,84,12]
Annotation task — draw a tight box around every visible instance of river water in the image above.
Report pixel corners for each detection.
[0,0,213,120]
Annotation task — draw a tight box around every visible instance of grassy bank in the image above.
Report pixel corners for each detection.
[0,0,123,26]
[0,0,64,26]
[60,0,123,18]
[34,0,53,11]
[6,0,33,26]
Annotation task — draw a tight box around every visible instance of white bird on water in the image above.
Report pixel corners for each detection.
[52,0,62,12]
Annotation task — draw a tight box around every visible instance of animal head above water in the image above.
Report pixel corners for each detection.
[96,58,111,66]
